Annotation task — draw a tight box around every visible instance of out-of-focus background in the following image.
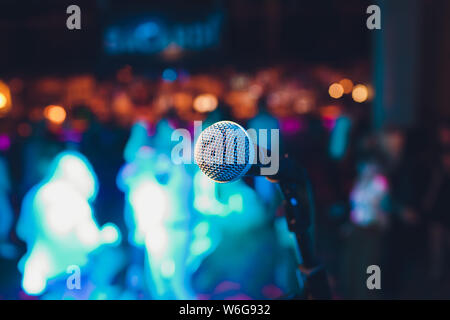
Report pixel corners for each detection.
[0,0,449,299]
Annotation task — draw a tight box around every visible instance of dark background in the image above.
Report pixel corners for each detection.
[0,0,371,75]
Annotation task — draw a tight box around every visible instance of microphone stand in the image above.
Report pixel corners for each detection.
[265,155,331,299]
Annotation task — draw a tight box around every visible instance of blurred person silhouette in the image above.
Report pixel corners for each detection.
[423,121,450,295]
[248,98,282,212]
[118,120,209,299]
[16,151,120,296]
[340,156,390,299]
[380,128,428,298]
[424,150,450,289]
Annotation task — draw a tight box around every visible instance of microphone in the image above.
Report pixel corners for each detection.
[194,120,331,299]
[194,120,276,183]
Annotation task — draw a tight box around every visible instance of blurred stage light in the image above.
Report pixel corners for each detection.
[0,134,10,151]
[352,84,369,103]
[0,93,7,109]
[173,92,193,111]
[230,74,249,90]
[248,84,263,99]
[0,81,12,117]
[328,83,344,99]
[280,118,302,135]
[193,94,218,113]
[162,43,183,61]
[226,91,257,119]
[320,105,342,120]
[294,90,315,114]
[44,105,66,125]
[339,78,354,94]
[162,68,177,82]
[112,92,134,119]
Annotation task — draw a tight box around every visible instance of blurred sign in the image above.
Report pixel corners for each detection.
[104,13,223,56]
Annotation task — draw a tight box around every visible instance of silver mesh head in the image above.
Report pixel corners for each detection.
[194,121,255,183]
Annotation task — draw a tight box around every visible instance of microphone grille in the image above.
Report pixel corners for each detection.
[194,121,254,183]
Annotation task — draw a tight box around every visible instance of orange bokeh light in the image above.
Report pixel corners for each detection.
[0,80,12,117]
[193,94,218,113]
[328,83,344,99]
[0,93,6,110]
[44,105,66,124]
[352,84,369,103]
[339,78,354,94]
[173,92,193,111]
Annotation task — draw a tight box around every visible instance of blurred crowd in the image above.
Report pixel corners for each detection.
[0,64,449,299]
